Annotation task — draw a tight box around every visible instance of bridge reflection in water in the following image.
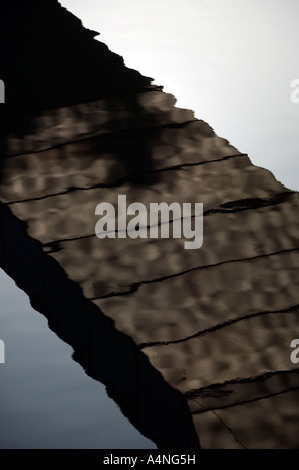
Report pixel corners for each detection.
[1,0,299,449]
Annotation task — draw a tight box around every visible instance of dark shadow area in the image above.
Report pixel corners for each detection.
[0,0,152,114]
[0,0,161,182]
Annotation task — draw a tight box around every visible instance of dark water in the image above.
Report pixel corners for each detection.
[0,269,156,449]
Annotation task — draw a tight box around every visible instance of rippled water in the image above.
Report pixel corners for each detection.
[0,269,155,449]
